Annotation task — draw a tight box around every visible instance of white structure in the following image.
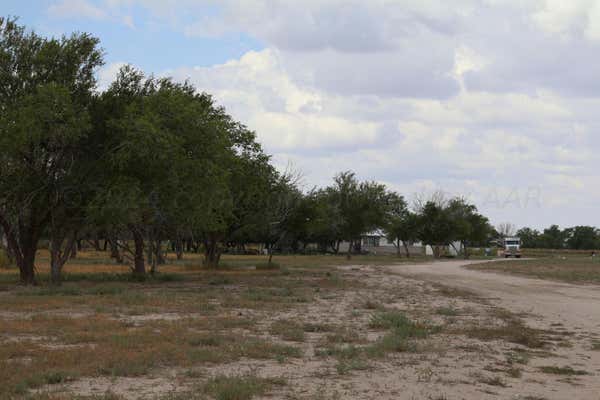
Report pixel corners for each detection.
[424,241,464,256]
[338,230,423,255]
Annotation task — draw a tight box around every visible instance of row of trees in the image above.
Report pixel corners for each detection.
[517,225,600,250]
[0,18,280,284]
[0,18,497,285]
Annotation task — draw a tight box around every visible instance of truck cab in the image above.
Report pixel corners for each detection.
[501,237,521,258]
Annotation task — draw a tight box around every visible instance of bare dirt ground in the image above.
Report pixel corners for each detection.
[386,260,600,399]
[2,256,600,400]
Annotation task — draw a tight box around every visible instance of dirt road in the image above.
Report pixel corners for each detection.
[386,260,600,399]
[386,260,600,332]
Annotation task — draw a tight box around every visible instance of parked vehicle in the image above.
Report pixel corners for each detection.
[499,237,521,258]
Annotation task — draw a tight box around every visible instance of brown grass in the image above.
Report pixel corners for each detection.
[468,257,600,283]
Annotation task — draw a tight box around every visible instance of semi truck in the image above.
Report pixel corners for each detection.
[499,237,521,258]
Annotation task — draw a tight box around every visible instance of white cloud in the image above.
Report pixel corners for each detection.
[96,61,127,91]
[48,0,107,20]
[62,0,600,227]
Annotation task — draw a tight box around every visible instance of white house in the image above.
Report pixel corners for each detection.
[339,230,464,256]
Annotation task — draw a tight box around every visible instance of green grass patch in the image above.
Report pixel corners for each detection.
[269,320,306,342]
[202,374,286,400]
[538,366,588,376]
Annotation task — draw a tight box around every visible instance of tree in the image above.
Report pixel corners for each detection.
[496,222,517,239]
[516,227,541,248]
[417,201,454,258]
[200,126,274,268]
[0,18,103,284]
[260,170,304,262]
[384,194,419,257]
[447,198,493,259]
[539,225,565,249]
[565,226,599,250]
[304,189,342,253]
[327,172,390,259]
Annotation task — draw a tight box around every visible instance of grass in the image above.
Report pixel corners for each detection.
[538,366,588,376]
[368,311,432,339]
[269,319,306,342]
[4,248,585,398]
[314,311,437,375]
[202,374,286,400]
[455,308,548,349]
[479,375,507,387]
[436,306,460,316]
[468,257,600,283]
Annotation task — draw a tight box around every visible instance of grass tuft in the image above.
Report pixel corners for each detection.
[538,366,588,376]
[202,374,286,400]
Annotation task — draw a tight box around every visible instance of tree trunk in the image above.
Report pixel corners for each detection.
[403,242,411,258]
[396,239,402,257]
[462,241,470,259]
[346,239,353,260]
[108,238,123,264]
[204,237,221,268]
[0,214,40,285]
[19,248,36,285]
[93,237,101,251]
[175,237,183,260]
[50,233,76,285]
[131,228,146,276]
[156,240,165,265]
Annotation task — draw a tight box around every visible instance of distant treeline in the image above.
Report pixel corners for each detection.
[517,225,600,250]
[0,18,500,285]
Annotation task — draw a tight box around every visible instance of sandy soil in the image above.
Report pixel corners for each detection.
[386,260,600,399]
[27,260,600,400]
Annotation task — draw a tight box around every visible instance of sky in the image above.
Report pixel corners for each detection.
[4,0,600,230]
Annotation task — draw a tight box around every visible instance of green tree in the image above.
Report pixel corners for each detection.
[0,18,103,284]
[417,201,454,258]
[91,67,236,274]
[564,226,599,250]
[384,194,419,257]
[516,227,541,248]
[447,198,493,259]
[328,172,390,258]
[539,225,566,249]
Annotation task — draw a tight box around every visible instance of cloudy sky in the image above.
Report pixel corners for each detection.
[6,0,600,229]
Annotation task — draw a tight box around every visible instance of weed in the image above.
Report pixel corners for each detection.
[202,374,286,400]
[363,299,382,310]
[506,367,522,378]
[335,358,370,375]
[303,322,334,333]
[270,320,306,342]
[436,307,460,316]
[369,311,430,339]
[479,375,507,387]
[459,310,546,349]
[538,366,588,376]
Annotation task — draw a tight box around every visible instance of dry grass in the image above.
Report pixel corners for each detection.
[452,308,549,349]
[468,257,600,283]
[0,249,589,399]
[538,365,589,376]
